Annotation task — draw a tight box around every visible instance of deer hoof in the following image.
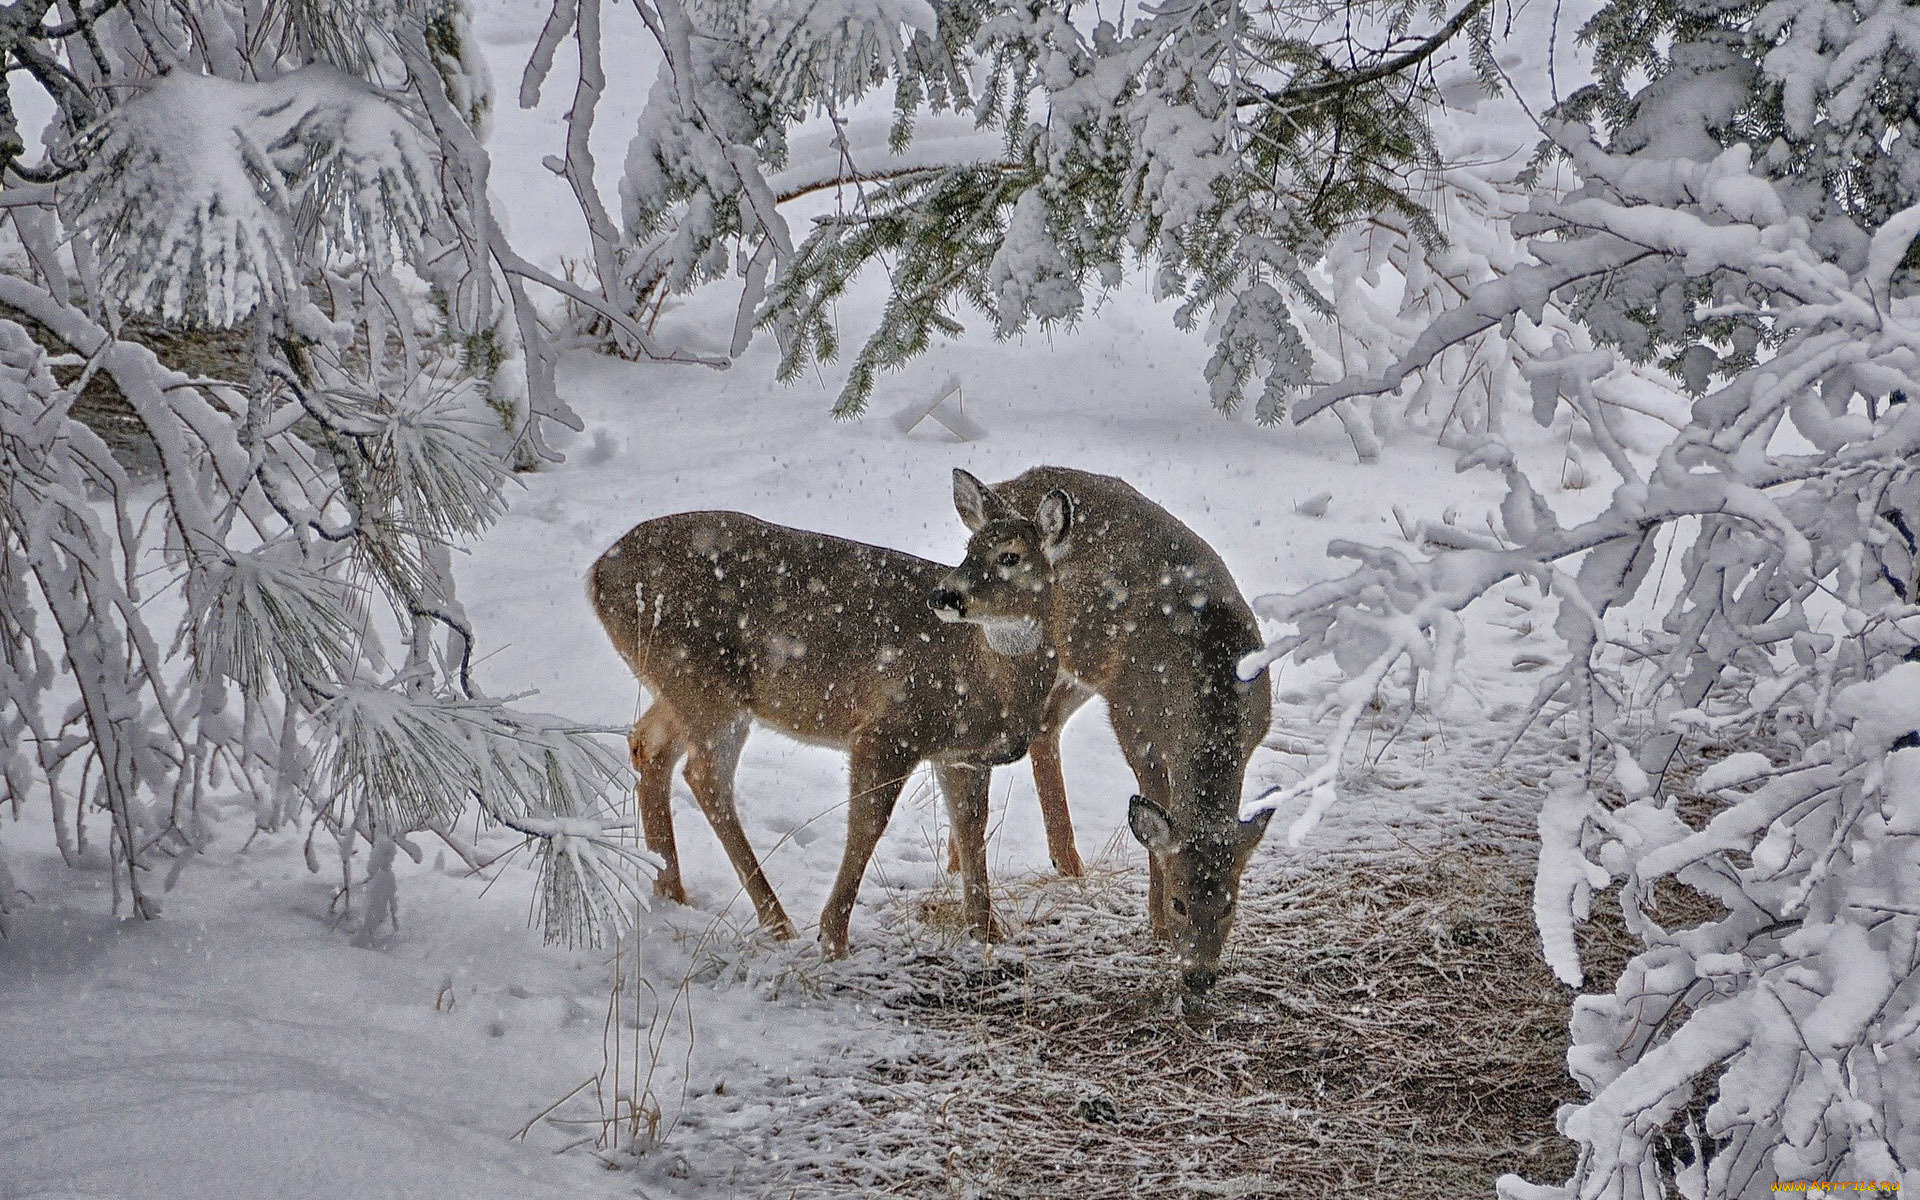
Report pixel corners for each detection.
[652,873,689,905]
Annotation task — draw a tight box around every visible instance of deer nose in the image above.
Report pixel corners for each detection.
[928,587,966,618]
[1182,967,1217,994]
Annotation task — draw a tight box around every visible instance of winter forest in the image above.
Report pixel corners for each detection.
[1,0,1917,1195]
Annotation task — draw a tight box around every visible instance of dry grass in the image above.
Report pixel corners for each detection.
[732,841,1637,1199]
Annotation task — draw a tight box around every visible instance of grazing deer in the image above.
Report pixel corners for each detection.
[934,468,1271,993]
[587,496,1074,957]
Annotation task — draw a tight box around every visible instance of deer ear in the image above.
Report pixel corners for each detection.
[953,469,1013,532]
[1127,794,1174,852]
[1036,488,1074,563]
[1235,808,1273,860]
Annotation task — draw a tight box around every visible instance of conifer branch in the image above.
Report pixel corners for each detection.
[1236,0,1494,111]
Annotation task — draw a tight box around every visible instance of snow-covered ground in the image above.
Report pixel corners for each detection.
[0,323,1545,1196]
[0,307,1552,1199]
[2,7,1588,1199]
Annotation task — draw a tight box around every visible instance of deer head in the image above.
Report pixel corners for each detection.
[929,468,1073,655]
[1129,794,1271,993]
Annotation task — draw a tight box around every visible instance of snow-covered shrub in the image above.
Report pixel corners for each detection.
[0,1,653,944]
[1251,0,1920,1191]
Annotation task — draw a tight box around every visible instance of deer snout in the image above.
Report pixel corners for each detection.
[1182,966,1218,994]
[928,585,966,621]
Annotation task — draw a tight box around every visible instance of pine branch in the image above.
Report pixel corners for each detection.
[775,161,1019,206]
[1236,0,1493,111]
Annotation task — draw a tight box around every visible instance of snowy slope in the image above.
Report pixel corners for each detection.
[1,828,628,1200]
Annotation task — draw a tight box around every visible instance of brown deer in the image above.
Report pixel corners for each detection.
[587,496,1074,957]
[933,468,1271,993]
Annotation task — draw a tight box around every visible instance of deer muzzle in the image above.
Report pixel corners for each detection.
[1182,966,1218,994]
[928,584,966,621]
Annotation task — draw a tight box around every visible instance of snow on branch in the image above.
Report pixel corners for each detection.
[315,683,655,946]
[1243,0,1920,1179]
[66,67,440,327]
[575,0,1507,417]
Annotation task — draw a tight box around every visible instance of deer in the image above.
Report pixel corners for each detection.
[587,493,1075,958]
[932,468,1272,994]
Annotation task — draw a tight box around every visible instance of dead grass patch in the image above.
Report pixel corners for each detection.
[755,842,1631,1198]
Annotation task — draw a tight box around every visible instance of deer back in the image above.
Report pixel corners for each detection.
[588,511,1053,764]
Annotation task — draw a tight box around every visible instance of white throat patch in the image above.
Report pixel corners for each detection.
[978,617,1043,656]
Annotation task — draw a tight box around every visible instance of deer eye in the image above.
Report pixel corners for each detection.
[1171,897,1188,917]
[997,552,1022,567]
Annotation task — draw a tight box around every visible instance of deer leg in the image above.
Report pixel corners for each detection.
[630,704,687,904]
[1031,680,1092,876]
[1112,711,1174,939]
[936,762,1002,944]
[682,718,795,940]
[1146,857,1168,939]
[948,680,1089,877]
[819,735,916,959]
[1028,731,1079,877]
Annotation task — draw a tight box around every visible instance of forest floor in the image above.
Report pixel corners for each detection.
[581,769,1600,1199]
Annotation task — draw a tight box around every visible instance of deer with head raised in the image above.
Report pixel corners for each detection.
[587,493,1074,957]
[933,467,1271,994]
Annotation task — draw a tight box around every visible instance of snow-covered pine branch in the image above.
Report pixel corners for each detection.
[608,0,949,328]
[65,66,440,327]
[1286,136,1691,457]
[790,0,1501,416]
[0,0,653,949]
[1251,0,1920,1190]
[314,685,650,947]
